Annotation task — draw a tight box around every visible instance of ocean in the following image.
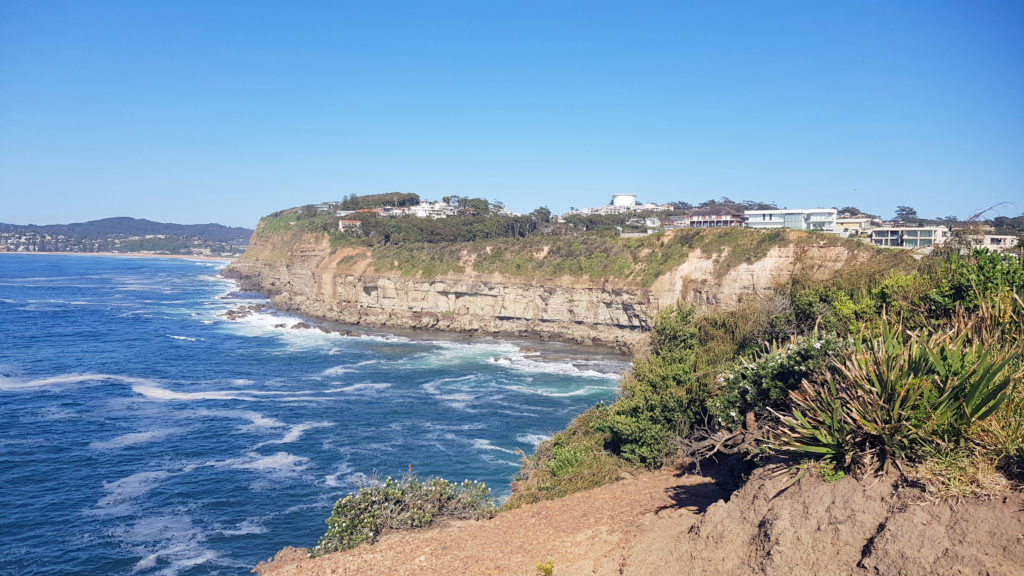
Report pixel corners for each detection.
[0,254,627,576]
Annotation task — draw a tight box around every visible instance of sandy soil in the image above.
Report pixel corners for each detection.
[254,462,1024,576]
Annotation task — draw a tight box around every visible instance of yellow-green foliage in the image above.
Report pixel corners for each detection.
[255,208,339,238]
[366,227,906,286]
[503,409,624,509]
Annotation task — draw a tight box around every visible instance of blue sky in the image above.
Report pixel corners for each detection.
[1,1,1022,228]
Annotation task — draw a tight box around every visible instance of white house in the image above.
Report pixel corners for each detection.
[338,219,362,232]
[869,225,950,249]
[964,234,1020,253]
[408,202,457,219]
[744,209,838,231]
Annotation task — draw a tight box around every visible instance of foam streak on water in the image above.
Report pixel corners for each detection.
[0,254,628,576]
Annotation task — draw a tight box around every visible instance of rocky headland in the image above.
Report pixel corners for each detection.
[222,226,900,352]
[227,223,1022,575]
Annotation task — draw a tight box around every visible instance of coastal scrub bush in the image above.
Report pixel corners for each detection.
[504,409,623,508]
[310,475,495,557]
[928,250,1024,316]
[257,209,339,237]
[777,319,1020,474]
[707,332,849,431]
[869,271,932,325]
[593,302,707,467]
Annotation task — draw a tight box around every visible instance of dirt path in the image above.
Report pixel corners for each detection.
[255,464,1024,576]
[254,465,724,576]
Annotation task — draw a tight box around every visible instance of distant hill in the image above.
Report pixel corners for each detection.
[0,217,252,244]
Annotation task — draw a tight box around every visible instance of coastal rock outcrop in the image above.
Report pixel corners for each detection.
[223,228,890,350]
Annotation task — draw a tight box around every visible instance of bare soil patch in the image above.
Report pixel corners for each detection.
[255,464,1024,576]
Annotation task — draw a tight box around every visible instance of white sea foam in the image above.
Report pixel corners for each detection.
[503,383,612,397]
[257,421,333,446]
[97,471,173,509]
[226,451,310,475]
[421,376,483,411]
[325,382,392,394]
[0,372,153,391]
[515,433,550,447]
[90,428,182,450]
[131,383,259,402]
[166,334,200,341]
[437,393,477,411]
[356,332,412,344]
[130,383,322,403]
[218,519,267,537]
[216,307,348,352]
[186,409,286,430]
[487,352,621,379]
[471,438,519,455]
[235,412,286,430]
[122,514,218,576]
[324,462,354,488]
[321,365,355,376]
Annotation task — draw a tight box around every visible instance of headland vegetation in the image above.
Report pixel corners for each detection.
[231,196,1023,575]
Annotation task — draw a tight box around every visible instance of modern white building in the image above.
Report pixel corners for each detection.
[869,225,950,249]
[964,234,1020,253]
[407,202,458,219]
[744,209,838,231]
[564,198,670,217]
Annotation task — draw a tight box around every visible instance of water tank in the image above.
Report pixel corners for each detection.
[611,194,637,207]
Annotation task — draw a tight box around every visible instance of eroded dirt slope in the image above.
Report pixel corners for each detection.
[255,464,1024,576]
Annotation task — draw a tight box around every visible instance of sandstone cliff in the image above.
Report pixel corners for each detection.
[224,227,902,350]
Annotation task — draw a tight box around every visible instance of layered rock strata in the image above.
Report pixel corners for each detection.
[223,229,878,350]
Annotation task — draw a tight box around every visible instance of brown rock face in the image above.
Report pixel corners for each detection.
[223,230,875,351]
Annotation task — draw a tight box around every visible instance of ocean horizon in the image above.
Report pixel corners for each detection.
[0,254,627,575]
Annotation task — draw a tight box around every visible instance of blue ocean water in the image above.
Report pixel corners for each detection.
[0,254,627,576]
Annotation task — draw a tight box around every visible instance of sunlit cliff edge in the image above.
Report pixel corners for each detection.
[223,224,905,352]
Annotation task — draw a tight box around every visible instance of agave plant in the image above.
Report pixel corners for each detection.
[778,318,1020,475]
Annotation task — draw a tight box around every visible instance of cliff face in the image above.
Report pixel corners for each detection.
[224,228,884,350]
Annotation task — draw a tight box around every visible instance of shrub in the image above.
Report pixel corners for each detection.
[708,332,849,430]
[870,271,932,325]
[592,302,707,468]
[310,475,495,557]
[593,386,692,467]
[777,320,1020,474]
[504,409,623,509]
[929,250,1024,315]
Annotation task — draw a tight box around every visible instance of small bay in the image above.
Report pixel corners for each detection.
[0,254,627,576]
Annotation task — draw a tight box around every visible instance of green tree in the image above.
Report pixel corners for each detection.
[895,205,918,223]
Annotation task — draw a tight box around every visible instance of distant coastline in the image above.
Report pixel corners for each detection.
[0,251,236,262]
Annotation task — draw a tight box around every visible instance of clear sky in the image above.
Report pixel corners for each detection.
[1,1,1022,228]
